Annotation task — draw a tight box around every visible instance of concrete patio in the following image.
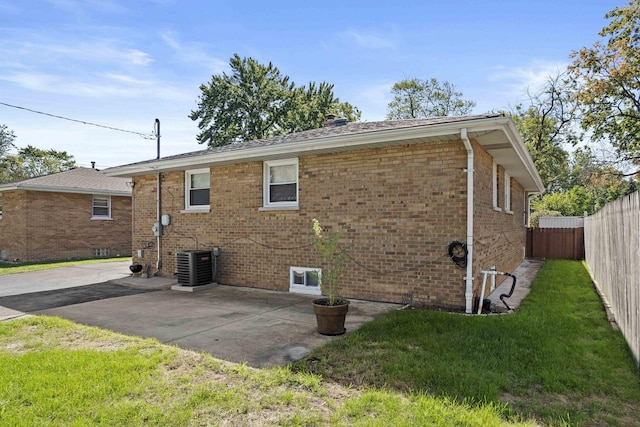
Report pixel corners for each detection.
[26,281,399,367]
[0,258,542,367]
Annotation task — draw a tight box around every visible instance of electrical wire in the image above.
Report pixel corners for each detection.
[0,101,156,140]
[474,230,513,247]
[208,235,449,276]
[214,236,314,251]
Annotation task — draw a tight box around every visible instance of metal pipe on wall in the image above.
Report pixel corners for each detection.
[155,119,162,271]
[461,128,475,314]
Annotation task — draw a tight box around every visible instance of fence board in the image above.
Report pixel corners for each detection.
[526,228,584,260]
[585,191,640,369]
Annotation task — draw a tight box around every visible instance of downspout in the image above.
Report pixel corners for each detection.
[155,119,162,272]
[461,128,474,314]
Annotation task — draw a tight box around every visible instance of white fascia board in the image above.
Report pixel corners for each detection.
[470,115,544,193]
[501,120,545,193]
[105,116,544,194]
[0,184,131,197]
[0,185,18,192]
[105,121,474,177]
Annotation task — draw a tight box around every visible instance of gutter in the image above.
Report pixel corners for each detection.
[0,184,131,197]
[104,117,504,177]
[461,128,475,314]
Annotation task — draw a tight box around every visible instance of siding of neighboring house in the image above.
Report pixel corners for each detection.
[539,216,584,228]
[0,190,132,262]
[132,137,528,310]
[0,190,28,261]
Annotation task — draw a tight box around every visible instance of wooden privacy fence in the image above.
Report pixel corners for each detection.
[526,228,585,260]
[584,191,640,369]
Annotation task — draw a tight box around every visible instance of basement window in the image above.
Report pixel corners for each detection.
[92,195,111,219]
[289,267,321,295]
[94,248,110,257]
[261,159,298,210]
[184,168,210,212]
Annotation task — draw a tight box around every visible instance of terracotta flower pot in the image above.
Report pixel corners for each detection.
[312,298,350,335]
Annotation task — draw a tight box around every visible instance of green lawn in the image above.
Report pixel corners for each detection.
[0,317,533,426]
[294,260,640,426]
[0,260,637,425]
[0,257,131,275]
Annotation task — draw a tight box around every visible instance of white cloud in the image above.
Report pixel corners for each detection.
[350,81,394,122]
[486,60,569,104]
[340,29,396,50]
[160,32,228,75]
[45,0,127,15]
[0,37,153,69]
[0,34,199,101]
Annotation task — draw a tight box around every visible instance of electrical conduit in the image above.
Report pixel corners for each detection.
[461,128,474,314]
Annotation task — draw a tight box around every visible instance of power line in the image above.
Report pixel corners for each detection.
[0,101,156,140]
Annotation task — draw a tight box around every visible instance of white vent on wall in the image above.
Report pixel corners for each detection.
[289,267,321,295]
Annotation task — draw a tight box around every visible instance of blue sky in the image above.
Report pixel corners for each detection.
[0,0,620,169]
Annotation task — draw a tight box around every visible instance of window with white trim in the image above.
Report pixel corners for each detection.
[289,267,321,295]
[92,195,111,219]
[184,169,210,211]
[263,159,298,208]
[504,172,512,213]
[492,162,501,211]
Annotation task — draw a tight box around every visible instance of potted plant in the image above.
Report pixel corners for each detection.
[310,218,352,335]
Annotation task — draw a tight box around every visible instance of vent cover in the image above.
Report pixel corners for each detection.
[176,250,213,286]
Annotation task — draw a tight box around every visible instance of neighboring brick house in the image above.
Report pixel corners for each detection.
[0,167,132,262]
[106,114,543,312]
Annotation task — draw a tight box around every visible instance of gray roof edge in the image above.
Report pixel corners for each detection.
[104,114,544,194]
[104,114,508,177]
[0,167,132,195]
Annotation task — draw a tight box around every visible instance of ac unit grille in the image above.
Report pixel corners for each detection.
[176,250,213,286]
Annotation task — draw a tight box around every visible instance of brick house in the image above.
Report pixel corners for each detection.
[0,167,132,262]
[106,114,543,312]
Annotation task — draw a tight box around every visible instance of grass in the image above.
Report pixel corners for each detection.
[0,260,637,425]
[293,260,640,426]
[0,317,533,426]
[0,257,131,275]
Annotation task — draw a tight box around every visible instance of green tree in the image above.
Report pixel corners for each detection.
[386,77,476,120]
[532,147,639,216]
[0,145,76,183]
[507,73,578,191]
[532,187,594,216]
[569,0,640,164]
[509,105,571,191]
[190,54,360,147]
[0,124,16,159]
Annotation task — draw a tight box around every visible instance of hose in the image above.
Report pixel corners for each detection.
[499,273,517,310]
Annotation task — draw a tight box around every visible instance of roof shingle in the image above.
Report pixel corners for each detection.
[0,167,131,195]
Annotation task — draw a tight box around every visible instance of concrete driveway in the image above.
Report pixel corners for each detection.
[0,262,398,367]
[0,261,132,297]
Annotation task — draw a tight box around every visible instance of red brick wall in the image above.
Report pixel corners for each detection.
[132,138,529,309]
[0,190,131,262]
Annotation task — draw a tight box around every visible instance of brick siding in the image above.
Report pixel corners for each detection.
[132,138,527,309]
[472,141,527,296]
[0,190,132,262]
